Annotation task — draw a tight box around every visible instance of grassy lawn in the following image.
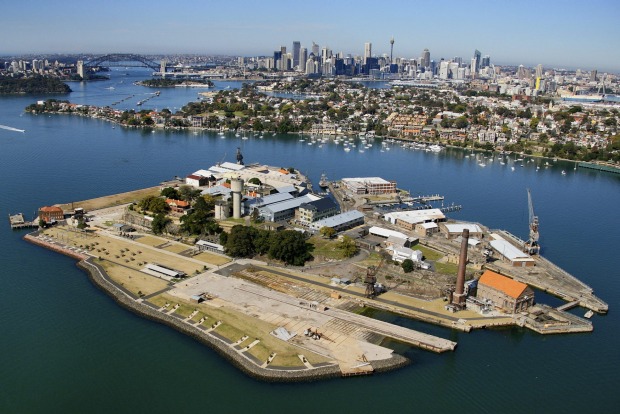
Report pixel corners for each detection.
[135,235,167,247]
[193,251,231,266]
[163,243,192,254]
[99,261,169,296]
[56,186,160,212]
[148,295,170,308]
[309,236,347,260]
[434,261,458,275]
[146,293,330,367]
[271,354,305,368]
[357,252,383,267]
[247,342,271,363]
[173,303,196,318]
[214,323,245,342]
[415,245,443,261]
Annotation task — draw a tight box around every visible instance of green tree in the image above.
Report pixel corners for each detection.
[401,259,414,273]
[338,236,358,258]
[138,196,169,214]
[225,225,258,257]
[319,226,336,239]
[152,214,170,234]
[161,187,180,199]
[178,185,202,202]
[268,230,312,266]
[248,177,262,186]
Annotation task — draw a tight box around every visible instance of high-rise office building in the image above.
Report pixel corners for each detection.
[299,47,307,72]
[590,69,597,82]
[535,64,544,79]
[472,49,481,73]
[481,55,490,68]
[273,50,282,70]
[292,41,301,68]
[312,42,319,56]
[421,48,430,68]
[364,42,372,64]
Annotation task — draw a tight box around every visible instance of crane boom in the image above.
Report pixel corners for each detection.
[524,188,540,255]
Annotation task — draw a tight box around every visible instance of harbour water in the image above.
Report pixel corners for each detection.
[1,70,619,412]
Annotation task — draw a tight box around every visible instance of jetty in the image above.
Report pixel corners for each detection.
[578,162,620,174]
[8,213,37,229]
[488,230,608,314]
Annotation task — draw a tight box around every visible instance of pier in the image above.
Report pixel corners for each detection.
[488,230,608,314]
[8,213,37,230]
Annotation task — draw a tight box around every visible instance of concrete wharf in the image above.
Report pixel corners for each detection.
[8,213,37,229]
[488,230,608,314]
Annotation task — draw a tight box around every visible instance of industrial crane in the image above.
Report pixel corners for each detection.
[524,188,540,255]
[364,257,385,298]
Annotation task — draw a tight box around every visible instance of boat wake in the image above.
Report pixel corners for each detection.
[0,124,25,133]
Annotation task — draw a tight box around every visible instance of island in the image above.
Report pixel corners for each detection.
[137,78,214,88]
[1,74,71,94]
[20,157,607,381]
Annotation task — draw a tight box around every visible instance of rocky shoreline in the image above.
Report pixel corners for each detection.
[24,233,411,382]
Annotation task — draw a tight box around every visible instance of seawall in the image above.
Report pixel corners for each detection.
[24,233,411,382]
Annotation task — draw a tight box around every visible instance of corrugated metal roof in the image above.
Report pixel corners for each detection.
[310,210,364,230]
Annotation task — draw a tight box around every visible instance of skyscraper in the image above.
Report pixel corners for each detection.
[292,41,301,68]
[472,49,481,73]
[299,47,307,72]
[422,48,430,68]
[312,42,319,56]
[535,64,544,79]
[364,42,372,64]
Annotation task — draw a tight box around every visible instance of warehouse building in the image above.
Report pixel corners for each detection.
[477,270,535,313]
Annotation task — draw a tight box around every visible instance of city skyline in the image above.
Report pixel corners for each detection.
[4,0,620,73]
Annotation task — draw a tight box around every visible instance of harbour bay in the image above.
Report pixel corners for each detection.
[1,71,619,413]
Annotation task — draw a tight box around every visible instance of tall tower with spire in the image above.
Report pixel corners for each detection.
[390,37,394,64]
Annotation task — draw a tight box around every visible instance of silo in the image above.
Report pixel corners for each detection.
[230,178,244,219]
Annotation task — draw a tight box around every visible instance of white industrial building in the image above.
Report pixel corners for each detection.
[440,223,484,239]
[258,194,320,222]
[392,247,423,263]
[384,209,446,231]
[308,210,365,232]
[489,234,536,267]
[341,177,397,195]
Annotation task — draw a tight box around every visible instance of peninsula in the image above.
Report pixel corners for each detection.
[21,157,607,381]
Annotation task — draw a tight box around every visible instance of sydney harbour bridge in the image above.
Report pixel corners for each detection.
[83,53,161,72]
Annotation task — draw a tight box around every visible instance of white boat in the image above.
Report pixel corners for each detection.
[561,170,566,175]
[584,310,594,319]
[511,167,515,171]
[344,147,351,152]
[478,163,486,167]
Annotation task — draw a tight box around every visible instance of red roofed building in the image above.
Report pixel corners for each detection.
[165,199,190,213]
[39,206,64,222]
[477,270,534,313]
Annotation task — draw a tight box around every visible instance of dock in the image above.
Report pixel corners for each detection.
[488,230,608,314]
[578,162,620,174]
[8,213,37,230]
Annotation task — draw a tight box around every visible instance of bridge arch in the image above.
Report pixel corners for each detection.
[84,54,160,72]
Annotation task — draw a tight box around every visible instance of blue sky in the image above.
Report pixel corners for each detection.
[3,0,619,72]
